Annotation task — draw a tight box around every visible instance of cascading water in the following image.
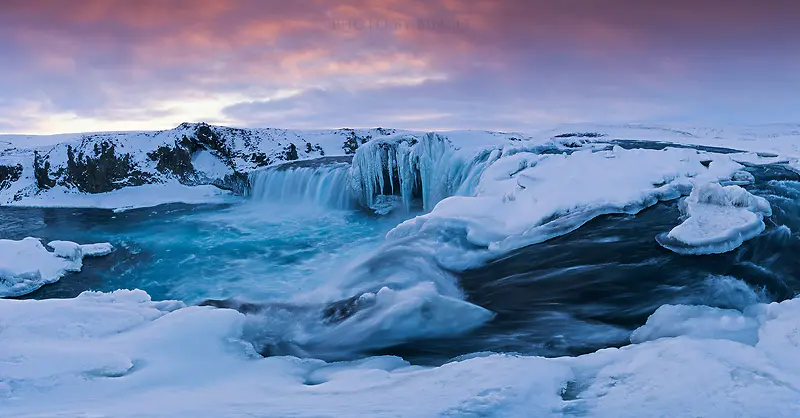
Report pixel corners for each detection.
[350,132,496,211]
[248,158,358,210]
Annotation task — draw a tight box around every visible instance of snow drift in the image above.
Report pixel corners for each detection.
[2,289,799,417]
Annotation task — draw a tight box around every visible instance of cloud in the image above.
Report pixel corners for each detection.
[0,0,797,133]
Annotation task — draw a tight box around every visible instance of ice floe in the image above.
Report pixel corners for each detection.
[0,237,114,297]
[657,182,772,255]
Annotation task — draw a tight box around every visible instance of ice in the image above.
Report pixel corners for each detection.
[0,238,114,297]
[350,132,499,211]
[292,283,494,355]
[657,182,772,255]
[630,304,760,345]
[5,182,236,212]
[387,146,745,269]
[2,289,800,416]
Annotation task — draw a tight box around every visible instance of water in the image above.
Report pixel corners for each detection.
[5,204,410,303]
[2,161,799,366]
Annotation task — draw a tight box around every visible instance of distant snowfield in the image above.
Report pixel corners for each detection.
[1,289,799,417]
[3,182,237,212]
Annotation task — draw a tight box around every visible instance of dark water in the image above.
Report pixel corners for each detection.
[380,165,800,363]
[2,164,799,366]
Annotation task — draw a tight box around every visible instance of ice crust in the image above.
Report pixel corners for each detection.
[656,182,772,255]
[2,289,800,417]
[0,238,114,297]
[382,143,748,268]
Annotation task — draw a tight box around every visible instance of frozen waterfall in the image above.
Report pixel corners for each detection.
[350,132,493,211]
[248,157,357,210]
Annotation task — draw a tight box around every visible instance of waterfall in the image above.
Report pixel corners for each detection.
[350,133,495,211]
[248,158,357,210]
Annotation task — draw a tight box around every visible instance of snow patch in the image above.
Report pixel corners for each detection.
[4,182,236,212]
[657,182,772,255]
[0,238,114,297]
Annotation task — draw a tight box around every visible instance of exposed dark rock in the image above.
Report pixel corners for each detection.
[249,152,271,167]
[147,143,196,182]
[0,163,23,191]
[212,172,250,195]
[33,151,56,190]
[64,142,152,193]
[342,130,372,155]
[283,143,299,161]
[554,132,606,139]
[305,142,325,156]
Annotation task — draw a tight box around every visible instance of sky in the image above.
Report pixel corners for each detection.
[0,0,798,134]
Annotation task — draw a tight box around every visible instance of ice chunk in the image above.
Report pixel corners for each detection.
[47,240,83,260]
[657,182,771,255]
[81,242,115,257]
[0,237,114,297]
[630,304,760,345]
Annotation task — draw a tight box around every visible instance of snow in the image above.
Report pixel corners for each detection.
[3,122,800,415]
[386,145,747,268]
[1,289,800,417]
[0,238,114,297]
[4,182,237,212]
[657,182,772,255]
[191,150,234,178]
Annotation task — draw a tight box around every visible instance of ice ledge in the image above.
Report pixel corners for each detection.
[0,237,115,297]
[656,182,772,255]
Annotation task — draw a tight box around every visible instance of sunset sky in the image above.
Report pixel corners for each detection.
[1,0,798,134]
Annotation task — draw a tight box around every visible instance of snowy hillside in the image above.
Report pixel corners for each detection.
[0,123,407,206]
[2,122,799,210]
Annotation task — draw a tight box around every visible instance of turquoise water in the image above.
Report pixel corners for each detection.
[5,202,413,303]
[3,162,800,364]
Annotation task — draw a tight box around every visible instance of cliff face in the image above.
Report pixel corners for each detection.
[0,123,395,203]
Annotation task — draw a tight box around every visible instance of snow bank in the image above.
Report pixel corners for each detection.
[657,182,772,255]
[0,238,114,297]
[4,182,236,212]
[2,289,800,417]
[387,145,745,268]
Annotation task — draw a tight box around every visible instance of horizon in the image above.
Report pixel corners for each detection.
[1,0,798,135]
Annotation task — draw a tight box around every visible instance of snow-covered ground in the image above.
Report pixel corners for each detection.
[0,238,113,297]
[1,289,799,417]
[2,122,800,416]
[3,182,237,212]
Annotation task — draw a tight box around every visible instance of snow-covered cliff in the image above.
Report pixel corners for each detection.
[0,122,403,205]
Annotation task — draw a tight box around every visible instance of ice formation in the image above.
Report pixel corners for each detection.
[657,182,772,255]
[0,238,114,297]
[349,132,495,211]
[2,289,800,417]
[386,145,747,269]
